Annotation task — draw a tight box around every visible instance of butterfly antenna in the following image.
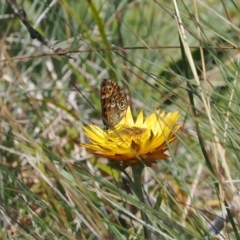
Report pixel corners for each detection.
[72,83,97,111]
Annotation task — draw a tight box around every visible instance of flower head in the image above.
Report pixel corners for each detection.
[81,107,181,167]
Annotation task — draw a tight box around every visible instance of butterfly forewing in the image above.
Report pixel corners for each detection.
[100,79,128,128]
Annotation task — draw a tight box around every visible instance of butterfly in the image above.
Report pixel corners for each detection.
[100,79,128,129]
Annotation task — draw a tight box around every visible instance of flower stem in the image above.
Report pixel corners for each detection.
[132,163,151,239]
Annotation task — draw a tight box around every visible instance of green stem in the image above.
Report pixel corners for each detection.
[131,163,151,240]
[87,0,117,80]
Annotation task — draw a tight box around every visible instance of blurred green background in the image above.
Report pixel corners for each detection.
[1,0,240,239]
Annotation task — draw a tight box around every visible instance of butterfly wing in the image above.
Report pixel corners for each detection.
[100,79,118,128]
[100,78,128,128]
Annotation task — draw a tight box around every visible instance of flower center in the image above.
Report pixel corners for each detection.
[104,126,148,144]
[120,127,147,139]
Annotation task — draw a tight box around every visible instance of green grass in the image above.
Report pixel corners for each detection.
[1,0,240,239]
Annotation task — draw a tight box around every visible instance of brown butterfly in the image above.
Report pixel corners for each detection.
[100,79,128,129]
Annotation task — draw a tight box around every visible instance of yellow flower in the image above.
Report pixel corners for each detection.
[81,107,181,167]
